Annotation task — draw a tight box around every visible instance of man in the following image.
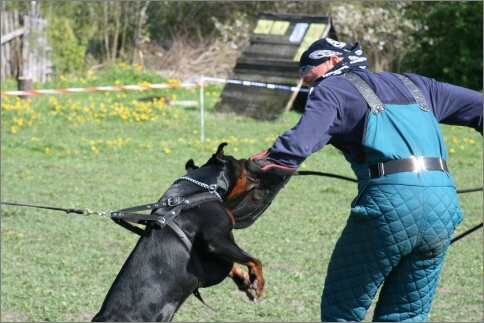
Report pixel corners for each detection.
[241,38,483,321]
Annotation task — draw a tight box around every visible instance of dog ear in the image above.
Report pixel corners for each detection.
[185,159,199,172]
[215,142,228,162]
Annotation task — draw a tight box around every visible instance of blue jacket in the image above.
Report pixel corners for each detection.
[268,70,483,167]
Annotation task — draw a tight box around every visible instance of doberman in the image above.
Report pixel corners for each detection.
[92,143,264,322]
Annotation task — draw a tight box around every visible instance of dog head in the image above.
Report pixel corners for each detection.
[185,143,259,202]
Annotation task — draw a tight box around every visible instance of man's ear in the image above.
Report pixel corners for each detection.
[330,55,343,65]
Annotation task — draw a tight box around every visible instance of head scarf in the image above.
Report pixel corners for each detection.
[299,38,368,79]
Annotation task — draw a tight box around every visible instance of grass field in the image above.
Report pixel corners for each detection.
[1,66,482,322]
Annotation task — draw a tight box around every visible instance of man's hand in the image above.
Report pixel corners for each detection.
[246,150,297,184]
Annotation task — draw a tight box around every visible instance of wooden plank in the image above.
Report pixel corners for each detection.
[12,10,21,79]
[1,11,6,78]
[1,28,23,45]
[216,13,334,119]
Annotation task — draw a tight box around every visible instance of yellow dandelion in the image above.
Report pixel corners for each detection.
[164,148,173,154]
[45,147,51,154]
[449,148,455,154]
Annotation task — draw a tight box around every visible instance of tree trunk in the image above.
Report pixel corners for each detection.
[130,1,150,65]
[119,2,130,58]
[103,1,111,62]
[111,1,121,62]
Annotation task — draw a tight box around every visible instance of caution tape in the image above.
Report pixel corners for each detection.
[0,83,199,97]
[202,76,309,93]
[1,76,309,97]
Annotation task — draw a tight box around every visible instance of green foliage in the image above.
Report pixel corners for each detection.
[47,16,87,76]
[402,2,483,90]
[7,1,478,83]
[1,67,482,322]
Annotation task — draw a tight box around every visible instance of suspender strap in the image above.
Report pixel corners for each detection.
[395,73,429,111]
[344,72,430,113]
[343,72,385,114]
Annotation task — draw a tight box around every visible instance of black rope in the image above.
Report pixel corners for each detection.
[456,187,483,194]
[296,170,358,183]
[295,170,483,244]
[451,222,483,244]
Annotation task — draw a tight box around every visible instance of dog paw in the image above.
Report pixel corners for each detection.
[246,278,264,302]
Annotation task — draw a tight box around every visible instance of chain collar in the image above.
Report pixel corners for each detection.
[177,176,221,200]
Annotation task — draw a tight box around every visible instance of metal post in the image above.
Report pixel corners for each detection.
[199,75,205,142]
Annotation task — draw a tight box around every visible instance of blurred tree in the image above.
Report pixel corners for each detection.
[4,0,480,86]
[401,1,482,90]
[47,16,86,75]
[327,1,417,72]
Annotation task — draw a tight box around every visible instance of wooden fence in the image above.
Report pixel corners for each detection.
[1,10,52,83]
[1,10,22,81]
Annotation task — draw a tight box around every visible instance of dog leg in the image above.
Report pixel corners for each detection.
[206,237,264,301]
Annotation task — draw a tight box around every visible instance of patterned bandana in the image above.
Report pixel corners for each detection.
[299,38,368,78]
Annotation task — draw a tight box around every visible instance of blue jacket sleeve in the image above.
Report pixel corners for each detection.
[406,73,483,135]
[268,84,342,167]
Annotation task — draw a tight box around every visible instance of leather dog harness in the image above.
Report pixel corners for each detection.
[110,176,223,305]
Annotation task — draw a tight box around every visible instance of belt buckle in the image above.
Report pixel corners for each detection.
[411,156,426,173]
[377,162,385,177]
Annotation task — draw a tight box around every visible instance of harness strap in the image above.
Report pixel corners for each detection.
[343,72,385,114]
[166,221,206,287]
[112,218,145,236]
[110,192,220,225]
[395,74,429,111]
[110,190,222,308]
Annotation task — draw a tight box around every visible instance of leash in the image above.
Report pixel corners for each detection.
[0,200,109,217]
[1,176,223,311]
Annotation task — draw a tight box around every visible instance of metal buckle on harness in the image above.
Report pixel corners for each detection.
[157,216,167,227]
[166,197,182,207]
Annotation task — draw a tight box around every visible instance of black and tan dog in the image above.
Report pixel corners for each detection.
[92,143,263,322]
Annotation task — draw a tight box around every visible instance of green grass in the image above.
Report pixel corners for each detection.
[1,68,482,322]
